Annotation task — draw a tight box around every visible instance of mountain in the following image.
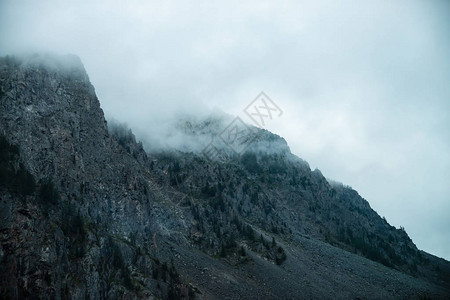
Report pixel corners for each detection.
[0,53,449,299]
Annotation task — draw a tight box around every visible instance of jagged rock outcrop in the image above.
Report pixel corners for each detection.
[0,54,449,299]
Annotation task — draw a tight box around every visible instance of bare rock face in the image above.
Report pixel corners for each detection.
[0,54,449,299]
[0,54,186,299]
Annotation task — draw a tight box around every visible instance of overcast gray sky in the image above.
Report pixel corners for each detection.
[1,0,449,260]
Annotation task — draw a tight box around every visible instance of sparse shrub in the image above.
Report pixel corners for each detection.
[122,267,133,290]
[240,246,246,256]
[240,152,260,173]
[211,194,225,212]
[201,183,216,197]
[275,251,287,265]
[152,265,159,279]
[161,262,168,282]
[0,135,35,197]
[39,180,60,204]
[220,244,227,257]
[268,159,286,174]
[112,243,125,269]
[0,135,19,158]
[61,203,87,259]
[244,224,255,241]
[14,165,36,196]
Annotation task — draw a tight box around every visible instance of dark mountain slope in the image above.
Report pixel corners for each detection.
[0,54,449,299]
[0,54,188,299]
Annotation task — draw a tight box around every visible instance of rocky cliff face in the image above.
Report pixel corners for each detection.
[0,54,187,299]
[0,54,449,299]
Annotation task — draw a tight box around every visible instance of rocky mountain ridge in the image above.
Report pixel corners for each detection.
[0,53,449,299]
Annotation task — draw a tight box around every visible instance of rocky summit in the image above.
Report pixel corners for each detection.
[0,54,449,299]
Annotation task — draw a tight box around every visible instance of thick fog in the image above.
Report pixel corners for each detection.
[1,0,449,260]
